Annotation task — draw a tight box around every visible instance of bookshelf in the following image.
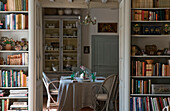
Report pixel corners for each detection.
[0,0,29,110]
[130,0,170,110]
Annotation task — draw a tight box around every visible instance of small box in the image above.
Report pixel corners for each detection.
[152,84,170,94]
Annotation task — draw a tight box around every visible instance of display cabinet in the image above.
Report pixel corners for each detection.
[43,16,81,74]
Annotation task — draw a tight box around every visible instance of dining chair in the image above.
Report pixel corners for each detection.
[163,106,170,111]
[42,72,60,110]
[91,74,119,111]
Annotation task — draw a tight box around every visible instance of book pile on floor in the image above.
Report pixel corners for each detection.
[9,102,28,110]
[9,89,27,97]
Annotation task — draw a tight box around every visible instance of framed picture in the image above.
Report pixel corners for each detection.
[84,46,90,54]
[98,23,117,33]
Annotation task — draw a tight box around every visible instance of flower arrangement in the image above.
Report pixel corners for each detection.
[72,65,91,80]
[3,38,15,45]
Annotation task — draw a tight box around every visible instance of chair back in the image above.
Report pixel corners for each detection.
[42,72,51,84]
[102,74,118,111]
[163,106,170,111]
[102,74,117,93]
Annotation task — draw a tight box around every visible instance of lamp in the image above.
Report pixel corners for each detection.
[78,1,96,25]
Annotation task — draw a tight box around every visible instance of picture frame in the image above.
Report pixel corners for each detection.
[98,23,117,33]
[84,46,90,54]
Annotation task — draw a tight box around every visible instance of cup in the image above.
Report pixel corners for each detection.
[92,72,96,82]
[168,60,170,65]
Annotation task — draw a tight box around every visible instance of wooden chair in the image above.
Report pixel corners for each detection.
[42,72,59,110]
[91,74,119,111]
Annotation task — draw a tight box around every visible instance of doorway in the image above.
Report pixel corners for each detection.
[92,35,119,77]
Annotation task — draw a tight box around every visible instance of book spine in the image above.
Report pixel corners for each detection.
[15,71,17,87]
[132,79,134,94]
[130,97,133,111]
[136,80,138,94]
[138,80,140,94]
[0,70,2,87]
[26,0,28,11]
[2,99,4,111]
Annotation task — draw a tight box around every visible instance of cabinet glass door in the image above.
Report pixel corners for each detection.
[44,19,60,72]
[62,20,78,72]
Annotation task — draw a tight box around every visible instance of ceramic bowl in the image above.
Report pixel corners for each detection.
[64,9,72,15]
[145,60,154,64]
[73,9,80,15]
[58,9,64,15]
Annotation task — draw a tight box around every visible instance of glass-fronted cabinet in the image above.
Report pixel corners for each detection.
[43,16,81,73]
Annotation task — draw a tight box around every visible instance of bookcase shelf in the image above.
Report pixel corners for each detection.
[132,20,170,23]
[131,8,170,10]
[0,0,30,110]
[0,65,28,68]
[0,51,28,53]
[131,76,170,79]
[131,55,170,58]
[45,38,59,40]
[0,87,28,89]
[130,0,170,110]
[0,97,28,99]
[130,94,170,97]
[0,29,28,32]
[132,35,170,38]
[0,11,28,14]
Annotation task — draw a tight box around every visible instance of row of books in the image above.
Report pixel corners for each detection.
[4,14,28,30]
[1,99,9,111]
[0,70,28,87]
[130,97,170,111]
[7,53,28,65]
[1,100,28,111]
[0,0,28,11]
[10,102,28,110]
[131,79,151,94]
[132,0,170,8]
[132,61,170,76]
[9,90,27,97]
[132,10,170,21]
[132,24,163,35]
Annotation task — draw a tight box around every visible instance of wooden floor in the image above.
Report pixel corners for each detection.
[43,97,93,111]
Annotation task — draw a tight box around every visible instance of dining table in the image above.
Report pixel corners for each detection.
[57,76,105,111]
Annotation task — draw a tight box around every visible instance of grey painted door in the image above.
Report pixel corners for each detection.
[92,35,119,77]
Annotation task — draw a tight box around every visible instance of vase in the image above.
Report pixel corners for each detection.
[5,44,11,50]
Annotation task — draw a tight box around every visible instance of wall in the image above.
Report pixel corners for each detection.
[81,8,119,69]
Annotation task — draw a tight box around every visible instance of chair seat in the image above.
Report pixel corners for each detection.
[50,89,58,95]
[50,102,59,107]
[96,94,108,101]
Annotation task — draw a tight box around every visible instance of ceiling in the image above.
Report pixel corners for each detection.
[39,0,118,8]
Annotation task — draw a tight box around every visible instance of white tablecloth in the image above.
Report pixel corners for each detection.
[57,76,104,111]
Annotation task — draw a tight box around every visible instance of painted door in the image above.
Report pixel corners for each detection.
[92,35,119,77]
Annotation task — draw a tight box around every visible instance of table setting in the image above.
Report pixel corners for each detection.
[57,66,105,111]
